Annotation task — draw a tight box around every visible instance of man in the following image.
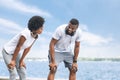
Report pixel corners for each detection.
[47,18,81,80]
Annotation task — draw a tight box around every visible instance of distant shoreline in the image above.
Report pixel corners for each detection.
[78,57,120,61]
[0,57,120,61]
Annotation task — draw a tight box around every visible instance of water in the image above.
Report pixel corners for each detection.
[0,60,120,80]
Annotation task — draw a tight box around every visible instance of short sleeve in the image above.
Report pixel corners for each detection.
[20,28,29,39]
[52,27,62,40]
[76,28,82,42]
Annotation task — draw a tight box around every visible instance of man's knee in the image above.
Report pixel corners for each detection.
[49,66,57,73]
[70,67,78,73]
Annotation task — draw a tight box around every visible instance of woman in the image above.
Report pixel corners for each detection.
[2,16,45,80]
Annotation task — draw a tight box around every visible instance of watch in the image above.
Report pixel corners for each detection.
[73,59,77,63]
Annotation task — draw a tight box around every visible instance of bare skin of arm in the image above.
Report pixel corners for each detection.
[74,41,80,61]
[20,37,37,68]
[8,36,26,69]
[71,41,80,70]
[49,38,58,70]
[19,46,31,68]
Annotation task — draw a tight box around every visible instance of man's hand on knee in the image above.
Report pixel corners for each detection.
[71,63,78,73]
[49,63,57,73]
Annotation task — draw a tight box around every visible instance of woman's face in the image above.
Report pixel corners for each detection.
[34,26,43,34]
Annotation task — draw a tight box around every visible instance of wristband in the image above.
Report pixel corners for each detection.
[73,56,77,63]
[73,60,77,63]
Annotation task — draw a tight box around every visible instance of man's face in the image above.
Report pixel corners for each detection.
[65,23,78,36]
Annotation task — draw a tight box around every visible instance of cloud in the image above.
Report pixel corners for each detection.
[80,24,113,46]
[80,24,88,31]
[81,31,113,46]
[0,0,52,17]
[80,43,120,58]
[0,18,23,34]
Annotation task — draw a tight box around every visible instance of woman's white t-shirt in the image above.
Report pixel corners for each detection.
[52,24,82,52]
[4,28,35,54]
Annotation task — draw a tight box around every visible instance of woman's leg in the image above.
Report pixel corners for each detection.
[16,53,26,80]
[2,49,17,80]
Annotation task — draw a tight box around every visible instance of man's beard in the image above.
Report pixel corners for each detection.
[65,29,75,36]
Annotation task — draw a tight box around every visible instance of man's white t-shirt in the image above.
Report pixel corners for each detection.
[52,24,82,52]
[4,28,36,54]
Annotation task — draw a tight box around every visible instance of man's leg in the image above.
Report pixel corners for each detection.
[47,52,63,80]
[69,68,77,80]
[47,66,57,80]
[64,52,77,80]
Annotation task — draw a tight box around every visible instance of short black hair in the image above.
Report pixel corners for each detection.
[69,18,79,25]
[28,16,45,32]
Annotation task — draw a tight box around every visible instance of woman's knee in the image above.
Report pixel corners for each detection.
[18,67,26,75]
[9,69,17,77]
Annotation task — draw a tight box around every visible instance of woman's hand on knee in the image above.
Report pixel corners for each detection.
[19,61,26,69]
[8,60,16,69]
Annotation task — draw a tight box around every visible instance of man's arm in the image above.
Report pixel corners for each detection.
[49,38,58,63]
[73,41,80,63]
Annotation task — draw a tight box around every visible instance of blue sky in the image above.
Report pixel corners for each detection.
[0,0,120,58]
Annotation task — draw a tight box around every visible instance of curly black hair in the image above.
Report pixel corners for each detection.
[69,18,79,25]
[28,16,45,32]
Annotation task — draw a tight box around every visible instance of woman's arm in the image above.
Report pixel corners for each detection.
[8,36,26,69]
[20,46,31,63]
[12,36,26,61]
